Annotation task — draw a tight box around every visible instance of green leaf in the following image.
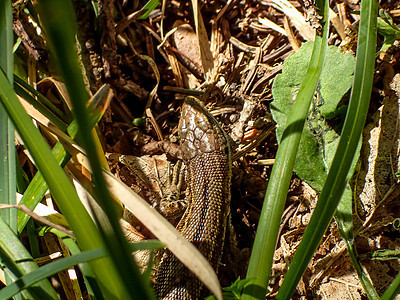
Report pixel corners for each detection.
[365,249,400,261]
[377,9,400,53]
[206,278,251,300]
[271,42,356,191]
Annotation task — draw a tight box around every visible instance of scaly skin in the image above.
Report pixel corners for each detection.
[154,97,232,299]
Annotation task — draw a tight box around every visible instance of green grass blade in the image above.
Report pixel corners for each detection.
[14,75,70,123]
[0,240,163,300]
[382,270,400,299]
[275,0,378,298]
[14,82,68,131]
[26,219,40,258]
[138,0,161,20]
[17,86,109,235]
[336,188,379,298]
[0,0,13,77]
[344,237,380,298]
[1,5,32,298]
[242,1,330,298]
[0,217,58,299]
[16,142,71,235]
[15,153,28,193]
[52,230,100,299]
[0,65,129,299]
[0,0,17,232]
[36,0,154,298]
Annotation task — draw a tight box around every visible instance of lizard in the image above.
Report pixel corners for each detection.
[154,96,232,299]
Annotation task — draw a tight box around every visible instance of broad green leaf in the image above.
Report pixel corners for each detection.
[271,42,356,191]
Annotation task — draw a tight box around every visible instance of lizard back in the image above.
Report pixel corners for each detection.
[154,98,232,299]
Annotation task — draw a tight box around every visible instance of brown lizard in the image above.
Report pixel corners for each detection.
[154,97,232,299]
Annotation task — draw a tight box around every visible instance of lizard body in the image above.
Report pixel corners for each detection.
[154,97,232,299]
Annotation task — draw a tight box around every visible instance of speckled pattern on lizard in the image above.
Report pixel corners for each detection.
[154,97,232,299]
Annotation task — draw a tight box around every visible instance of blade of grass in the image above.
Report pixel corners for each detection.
[0,0,17,232]
[0,0,13,78]
[191,0,214,74]
[15,152,28,193]
[55,231,100,299]
[0,239,163,300]
[17,85,111,235]
[336,189,380,298]
[138,0,161,20]
[0,66,130,299]
[343,234,380,298]
[1,6,27,298]
[0,217,58,299]
[275,0,378,298]
[382,267,400,299]
[26,219,41,258]
[242,0,330,298]
[14,75,69,124]
[14,82,68,131]
[36,0,154,298]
